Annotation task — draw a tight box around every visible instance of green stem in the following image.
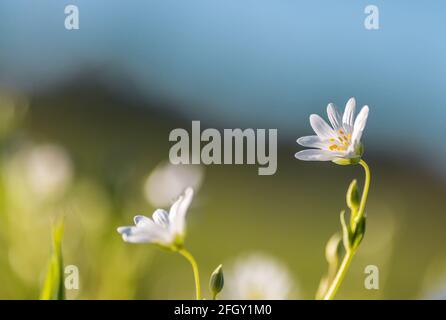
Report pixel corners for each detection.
[323,249,355,300]
[358,159,370,218]
[323,159,371,300]
[178,248,201,300]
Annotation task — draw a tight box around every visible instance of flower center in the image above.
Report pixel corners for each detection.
[328,130,352,151]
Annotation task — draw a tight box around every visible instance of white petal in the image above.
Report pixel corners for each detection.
[134,215,151,228]
[326,103,342,130]
[152,209,170,227]
[296,135,327,149]
[169,187,194,236]
[309,114,335,139]
[168,195,182,222]
[117,223,172,244]
[342,97,356,132]
[295,149,345,161]
[351,105,369,146]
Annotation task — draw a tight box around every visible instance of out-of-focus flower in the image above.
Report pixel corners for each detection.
[144,161,203,207]
[295,98,369,163]
[223,253,297,300]
[5,143,73,201]
[118,187,194,249]
[24,144,73,199]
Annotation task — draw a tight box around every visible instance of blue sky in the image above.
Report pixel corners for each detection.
[1,1,445,168]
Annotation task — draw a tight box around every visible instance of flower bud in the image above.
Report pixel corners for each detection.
[346,179,360,211]
[209,264,224,299]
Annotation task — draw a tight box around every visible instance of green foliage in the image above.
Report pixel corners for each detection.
[346,179,360,212]
[39,218,65,300]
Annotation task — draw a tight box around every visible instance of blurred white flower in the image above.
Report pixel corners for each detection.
[118,187,194,248]
[24,144,73,199]
[224,253,297,300]
[5,143,73,201]
[144,161,203,208]
[295,98,369,162]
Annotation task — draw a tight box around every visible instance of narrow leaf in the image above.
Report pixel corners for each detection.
[40,218,65,300]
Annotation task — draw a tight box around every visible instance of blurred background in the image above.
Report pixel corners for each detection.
[0,0,445,299]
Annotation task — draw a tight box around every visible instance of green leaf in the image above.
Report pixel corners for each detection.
[352,215,367,250]
[40,218,65,300]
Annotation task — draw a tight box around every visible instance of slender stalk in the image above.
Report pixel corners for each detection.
[323,249,355,300]
[178,248,201,300]
[358,159,370,217]
[323,159,371,300]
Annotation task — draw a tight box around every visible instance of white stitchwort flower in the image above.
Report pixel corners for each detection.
[223,253,297,300]
[295,97,369,163]
[117,187,194,248]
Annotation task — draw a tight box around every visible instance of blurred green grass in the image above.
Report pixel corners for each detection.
[0,82,445,299]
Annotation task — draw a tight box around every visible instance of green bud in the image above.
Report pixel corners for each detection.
[209,264,224,299]
[346,179,360,211]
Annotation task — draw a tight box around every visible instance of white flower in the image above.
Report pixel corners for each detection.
[223,253,297,300]
[295,97,369,163]
[117,187,194,248]
[144,161,203,208]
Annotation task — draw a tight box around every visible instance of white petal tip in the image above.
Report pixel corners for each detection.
[184,187,194,196]
[133,215,147,225]
[294,151,309,161]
